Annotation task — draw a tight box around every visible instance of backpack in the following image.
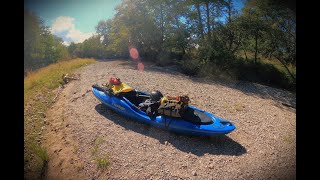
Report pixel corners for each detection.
[139,99,160,118]
[157,95,189,117]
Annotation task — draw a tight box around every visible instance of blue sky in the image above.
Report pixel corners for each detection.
[234,0,245,11]
[25,0,122,45]
[25,0,244,45]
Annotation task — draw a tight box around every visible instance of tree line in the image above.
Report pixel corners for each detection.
[70,0,296,91]
[24,10,69,75]
[25,0,296,91]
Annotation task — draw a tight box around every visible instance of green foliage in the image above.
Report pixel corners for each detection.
[68,0,295,91]
[24,58,96,101]
[230,58,295,91]
[96,157,109,169]
[24,10,70,75]
[241,0,296,76]
[25,138,49,180]
[156,51,172,67]
[30,143,49,162]
[90,136,109,169]
[78,36,108,59]
[179,58,201,76]
[156,51,183,66]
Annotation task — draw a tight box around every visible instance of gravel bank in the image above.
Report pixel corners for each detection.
[43,59,296,179]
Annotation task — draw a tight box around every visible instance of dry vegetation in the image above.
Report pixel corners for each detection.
[24,58,95,179]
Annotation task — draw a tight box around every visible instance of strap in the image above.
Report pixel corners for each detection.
[163,113,172,129]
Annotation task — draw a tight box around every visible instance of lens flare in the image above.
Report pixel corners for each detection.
[129,48,139,60]
[138,62,144,71]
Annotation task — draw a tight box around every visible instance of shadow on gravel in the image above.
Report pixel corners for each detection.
[189,77,296,109]
[94,58,128,62]
[95,104,247,157]
[95,59,295,109]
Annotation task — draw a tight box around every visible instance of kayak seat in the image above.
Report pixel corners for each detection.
[181,107,213,125]
[119,90,146,107]
[111,83,135,94]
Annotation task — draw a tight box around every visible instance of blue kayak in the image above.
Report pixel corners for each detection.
[92,86,236,136]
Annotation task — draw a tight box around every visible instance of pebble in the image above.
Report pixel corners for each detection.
[208,164,214,169]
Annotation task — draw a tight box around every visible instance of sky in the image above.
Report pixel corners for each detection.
[25,0,244,46]
[25,0,123,45]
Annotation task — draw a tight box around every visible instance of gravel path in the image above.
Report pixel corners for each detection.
[43,59,296,180]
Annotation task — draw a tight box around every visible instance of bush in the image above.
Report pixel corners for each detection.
[230,59,295,91]
[178,58,201,76]
[156,51,172,66]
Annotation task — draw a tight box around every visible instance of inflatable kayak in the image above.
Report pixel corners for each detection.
[92,85,235,136]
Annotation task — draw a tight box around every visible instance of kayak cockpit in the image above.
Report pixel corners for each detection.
[119,90,148,107]
[181,107,214,125]
[119,93,214,125]
[94,85,214,125]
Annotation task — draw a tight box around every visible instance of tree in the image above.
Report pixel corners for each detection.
[24,9,69,74]
[242,0,296,79]
[195,0,204,38]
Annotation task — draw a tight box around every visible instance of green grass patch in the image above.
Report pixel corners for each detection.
[96,156,109,169]
[91,136,109,169]
[283,136,294,144]
[91,137,105,156]
[95,136,105,146]
[234,103,245,112]
[24,58,96,103]
[30,142,49,162]
[24,58,96,180]
[223,103,234,113]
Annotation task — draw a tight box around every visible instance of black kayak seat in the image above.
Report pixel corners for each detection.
[181,107,214,125]
[119,90,146,106]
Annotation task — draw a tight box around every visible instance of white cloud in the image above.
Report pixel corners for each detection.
[62,41,70,46]
[66,28,93,43]
[51,16,94,44]
[51,16,75,33]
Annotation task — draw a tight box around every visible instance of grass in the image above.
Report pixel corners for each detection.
[95,136,105,146]
[283,136,294,144]
[96,157,109,169]
[24,58,96,179]
[223,103,234,113]
[234,103,245,112]
[24,58,96,103]
[91,136,109,169]
[91,137,105,156]
[237,51,296,80]
[225,54,296,92]
[30,142,49,162]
